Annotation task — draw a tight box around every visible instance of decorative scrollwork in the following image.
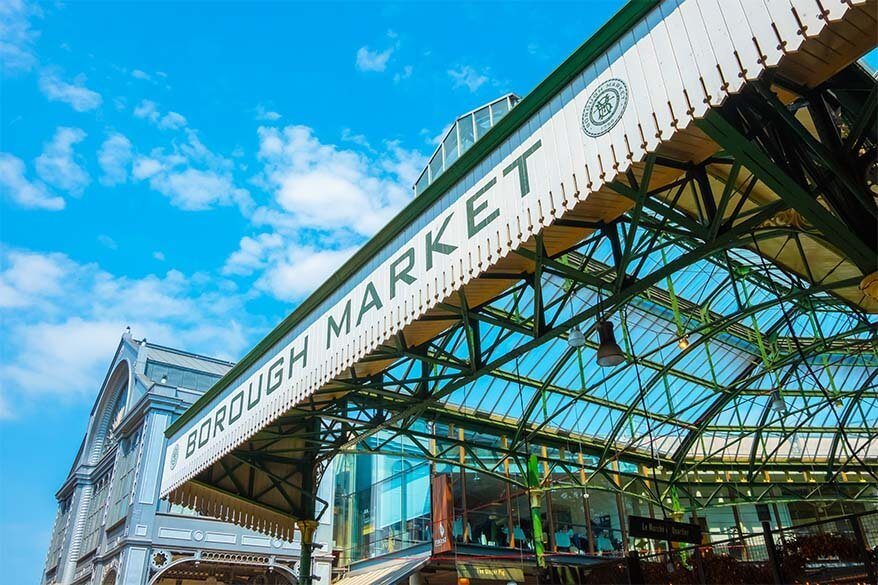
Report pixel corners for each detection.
[759,208,811,230]
[149,548,172,572]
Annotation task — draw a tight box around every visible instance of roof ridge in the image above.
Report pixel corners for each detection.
[142,341,236,367]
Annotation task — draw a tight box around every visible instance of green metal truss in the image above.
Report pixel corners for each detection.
[189,65,877,522]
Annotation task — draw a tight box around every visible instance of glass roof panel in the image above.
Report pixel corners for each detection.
[414,94,520,195]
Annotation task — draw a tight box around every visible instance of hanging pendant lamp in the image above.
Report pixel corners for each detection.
[595,319,625,367]
[567,326,586,349]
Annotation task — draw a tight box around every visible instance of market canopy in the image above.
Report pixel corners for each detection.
[161,0,877,543]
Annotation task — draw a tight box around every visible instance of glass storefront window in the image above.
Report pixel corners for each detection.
[334,446,431,564]
[334,431,660,569]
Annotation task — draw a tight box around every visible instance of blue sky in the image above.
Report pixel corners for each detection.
[0,1,640,581]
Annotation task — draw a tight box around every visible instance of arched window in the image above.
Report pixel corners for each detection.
[102,383,128,454]
[88,361,130,464]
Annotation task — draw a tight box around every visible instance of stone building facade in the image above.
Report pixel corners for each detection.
[41,331,334,585]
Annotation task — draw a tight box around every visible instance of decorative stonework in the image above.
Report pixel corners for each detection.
[101,560,119,585]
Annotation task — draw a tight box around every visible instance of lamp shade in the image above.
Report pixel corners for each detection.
[596,319,624,367]
[567,327,586,348]
[770,390,787,413]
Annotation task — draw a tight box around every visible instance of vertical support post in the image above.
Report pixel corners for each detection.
[527,454,546,567]
[771,502,783,530]
[851,515,876,585]
[692,546,706,585]
[613,460,629,551]
[297,519,319,585]
[584,489,595,554]
[541,445,556,552]
[642,464,658,554]
[729,489,748,561]
[428,421,437,476]
[578,452,594,553]
[762,520,784,585]
[501,436,515,548]
[297,417,320,585]
[627,550,644,585]
[458,426,469,543]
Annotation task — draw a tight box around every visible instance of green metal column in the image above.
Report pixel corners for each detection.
[297,518,318,585]
[527,454,546,568]
[297,418,320,585]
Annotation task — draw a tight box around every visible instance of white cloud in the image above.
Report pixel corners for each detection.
[255,104,281,121]
[448,65,490,93]
[257,245,358,300]
[148,167,248,211]
[255,125,422,236]
[0,250,68,308]
[224,125,426,301]
[39,72,102,111]
[133,100,187,130]
[123,130,251,212]
[152,251,165,261]
[340,128,371,149]
[0,247,257,414]
[132,156,162,179]
[356,46,393,72]
[35,126,90,195]
[223,234,357,300]
[222,232,283,276]
[97,234,117,249]
[133,98,159,123]
[393,65,413,83]
[98,132,132,186]
[3,318,128,402]
[0,152,64,210]
[0,0,41,74]
[131,69,151,80]
[159,111,187,130]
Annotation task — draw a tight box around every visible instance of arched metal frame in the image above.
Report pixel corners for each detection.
[147,556,297,585]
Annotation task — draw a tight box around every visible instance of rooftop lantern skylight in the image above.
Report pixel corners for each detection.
[414,94,520,196]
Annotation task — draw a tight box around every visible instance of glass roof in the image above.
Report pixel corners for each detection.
[374,221,877,471]
[414,94,520,195]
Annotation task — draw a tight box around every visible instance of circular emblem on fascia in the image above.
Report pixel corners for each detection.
[169,444,179,470]
[581,78,629,138]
